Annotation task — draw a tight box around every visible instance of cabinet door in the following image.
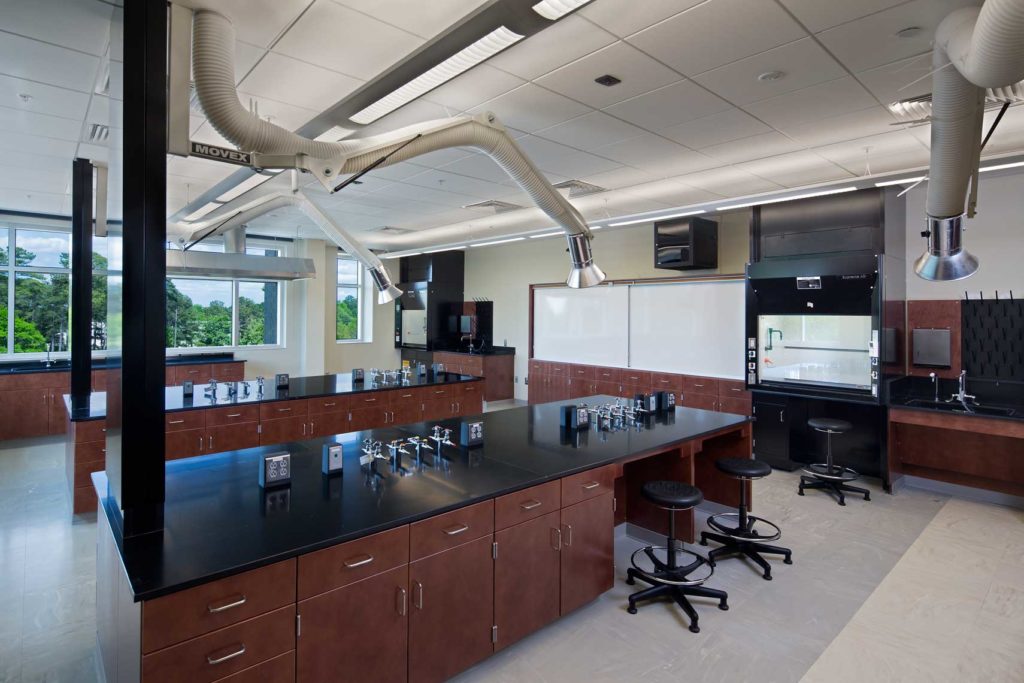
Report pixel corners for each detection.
[206,422,260,454]
[409,536,494,683]
[48,391,68,435]
[259,415,309,445]
[718,396,752,416]
[165,428,204,460]
[348,406,388,432]
[494,511,561,650]
[297,565,408,683]
[0,389,50,440]
[682,393,718,411]
[752,399,789,463]
[310,410,349,438]
[420,399,451,423]
[560,492,614,615]
[391,402,422,426]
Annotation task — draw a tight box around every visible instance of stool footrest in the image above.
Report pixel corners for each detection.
[706,513,781,542]
[629,546,713,587]
[803,463,859,482]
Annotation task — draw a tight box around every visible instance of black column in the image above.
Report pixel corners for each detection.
[70,158,93,400]
[109,0,167,537]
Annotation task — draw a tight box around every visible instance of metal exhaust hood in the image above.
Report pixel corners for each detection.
[166,250,316,281]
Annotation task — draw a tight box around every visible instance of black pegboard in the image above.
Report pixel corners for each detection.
[962,299,1024,380]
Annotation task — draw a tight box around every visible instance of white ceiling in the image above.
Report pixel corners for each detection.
[3,0,1024,249]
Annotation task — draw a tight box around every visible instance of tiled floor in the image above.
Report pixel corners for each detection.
[0,432,1020,682]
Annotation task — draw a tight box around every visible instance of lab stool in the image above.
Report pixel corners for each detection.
[798,417,871,506]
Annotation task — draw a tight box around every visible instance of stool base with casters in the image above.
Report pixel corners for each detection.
[799,418,871,507]
[699,458,793,581]
[625,481,728,634]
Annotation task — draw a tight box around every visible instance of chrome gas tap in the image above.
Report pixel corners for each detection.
[441,428,456,447]
[948,370,977,411]
[428,425,446,449]
[387,439,410,465]
[241,380,251,397]
[256,376,265,396]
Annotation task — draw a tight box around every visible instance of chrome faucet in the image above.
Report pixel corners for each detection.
[948,370,976,409]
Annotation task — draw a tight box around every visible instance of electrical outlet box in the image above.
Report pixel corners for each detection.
[461,421,485,448]
[259,451,291,488]
[322,442,344,475]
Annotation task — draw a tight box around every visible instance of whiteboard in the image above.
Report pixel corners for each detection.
[533,279,745,379]
[628,280,745,379]
[533,285,629,367]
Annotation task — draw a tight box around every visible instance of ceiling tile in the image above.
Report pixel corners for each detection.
[0,0,113,56]
[403,169,516,201]
[812,130,928,167]
[0,189,66,215]
[273,0,423,81]
[735,151,853,187]
[856,54,933,105]
[779,0,908,32]
[488,15,617,81]
[166,156,237,183]
[743,77,878,129]
[423,65,525,115]
[404,146,474,169]
[233,42,267,83]
[0,106,82,142]
[357,98,453,136]
[777,105,901,147]
[674,166,784,196]
[576,165,657,191]
[360,160,431,182]
[578,0,705,38]
[535,111,646,151]
[0,74,91,120]
[627,0,806,77]
[603,80,731,131]
[0,131,77,159]
[593,132,721,175]
[190,121,234,148]
[0,166,70,195]
[178,0,313,48]
[515,135,623,178]
[236,91,319,131]
[438,153,519,186]
[700,131,805,163]
[469,84,591,133]
[693,38,846,106]
[0,32,100,93]
[335,0,489,39]
[239,52,363,111]
[535,42,683,109]
[0,149,74,174]
[660,108,771,148]
[610,179,721,207]
[374,181,473,208]
[815,0,979,73]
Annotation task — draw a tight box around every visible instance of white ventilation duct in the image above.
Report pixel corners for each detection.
[190,10,604,288]
[918,0,1024,281]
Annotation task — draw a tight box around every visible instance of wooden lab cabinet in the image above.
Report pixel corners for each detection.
[559,492,615,615]
[434,351,515,401]
[0,371,70,440]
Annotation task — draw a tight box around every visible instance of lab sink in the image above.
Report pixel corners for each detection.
[902,398,1017,418]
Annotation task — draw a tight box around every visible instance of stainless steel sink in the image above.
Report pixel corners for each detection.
[902,398,1016,418]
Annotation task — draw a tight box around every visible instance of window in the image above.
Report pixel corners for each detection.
[166,278,233,348]
[336,256,362,341]
[238,281,279,346]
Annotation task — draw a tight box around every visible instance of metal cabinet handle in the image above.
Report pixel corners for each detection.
[364,398,376,403]
[207,594,247,613]
[277,407,292,412]
[582,481,600,490]
[413,581,424,609]
[731,388,742,392]
[443,523,469,536]
[198,436,203,451]
[323,402,336,407]
[227,413,241,418]
[208,435,213,449]
[520,500,542,511]
[397,587,408,616]
[188,370,199,374]
[343,553,374,569]
[779,410,785,422]
[302,422,306,435]
[551,527,562,551]
[168,419,185,425]
[694,383,704,388]
[206,644,246,665]
[563,524,573,547]
[310,420,315,434]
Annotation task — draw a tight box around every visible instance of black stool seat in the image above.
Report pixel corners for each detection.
[715,458,771,479]
[642,481,703,509]
[808,417,852,433]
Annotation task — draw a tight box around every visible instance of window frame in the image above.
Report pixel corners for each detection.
[335,253,372,344]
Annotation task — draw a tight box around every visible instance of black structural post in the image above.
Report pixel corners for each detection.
[70,157,93,401]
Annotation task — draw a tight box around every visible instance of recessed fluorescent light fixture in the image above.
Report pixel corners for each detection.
[469,237,526,247]
[381,252,422,259]
[532,0,594,20]
[529,231,564,239]
[979,160,1024,173]
[183,201,224,222]
[215,173,276,202]
[875,176,926,187]
[717,186,859,211]
[422,246,467,253]
[350,27,524,125]
[608,210,706,227]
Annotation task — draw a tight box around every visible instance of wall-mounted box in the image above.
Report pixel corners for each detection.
[654,216,718,270]
[912,328,951,368]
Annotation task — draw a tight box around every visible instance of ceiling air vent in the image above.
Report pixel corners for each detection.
[87,123,110,143]
[890,86,1024,124]
[463,199,525,213]
[373,226,413,235]
[553,179,607,198]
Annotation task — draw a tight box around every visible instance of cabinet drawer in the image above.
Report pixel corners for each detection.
[528,359,546,375]
[165,410,206,432]
[211,362,245,382]
[560,464,617,508]
[206,405,260,427]
[75,439,106,465]
[174,364,211,384]
[620,370,651,388]
[141,605,295,683]
[460,357,484,376]
[682,376,718,396]
[569,364,597,381]
[650,372,681,391]
[259,400,308,421]
[298,525,410,600]
[718,379,750,400]
[351,391,391,408]
[217,651,294,683]
[390,388,424,407]
[494,480,561,531]
[141,559,296,654]
[410,499,494,561]
[307,395,350,414]
[594,366,621,383]
[546,362,568,376]
[425,385,452,400]
[455,381,482,398]
[73,419,107,443]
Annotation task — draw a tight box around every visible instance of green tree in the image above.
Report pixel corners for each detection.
[336,295,358,340]
[238,295,265,346]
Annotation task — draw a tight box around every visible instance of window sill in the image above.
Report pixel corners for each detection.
[335,339,372,345]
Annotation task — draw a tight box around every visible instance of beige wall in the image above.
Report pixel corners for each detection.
[464,212,751,400]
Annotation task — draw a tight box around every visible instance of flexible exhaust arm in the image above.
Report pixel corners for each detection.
[190,9,604,287]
